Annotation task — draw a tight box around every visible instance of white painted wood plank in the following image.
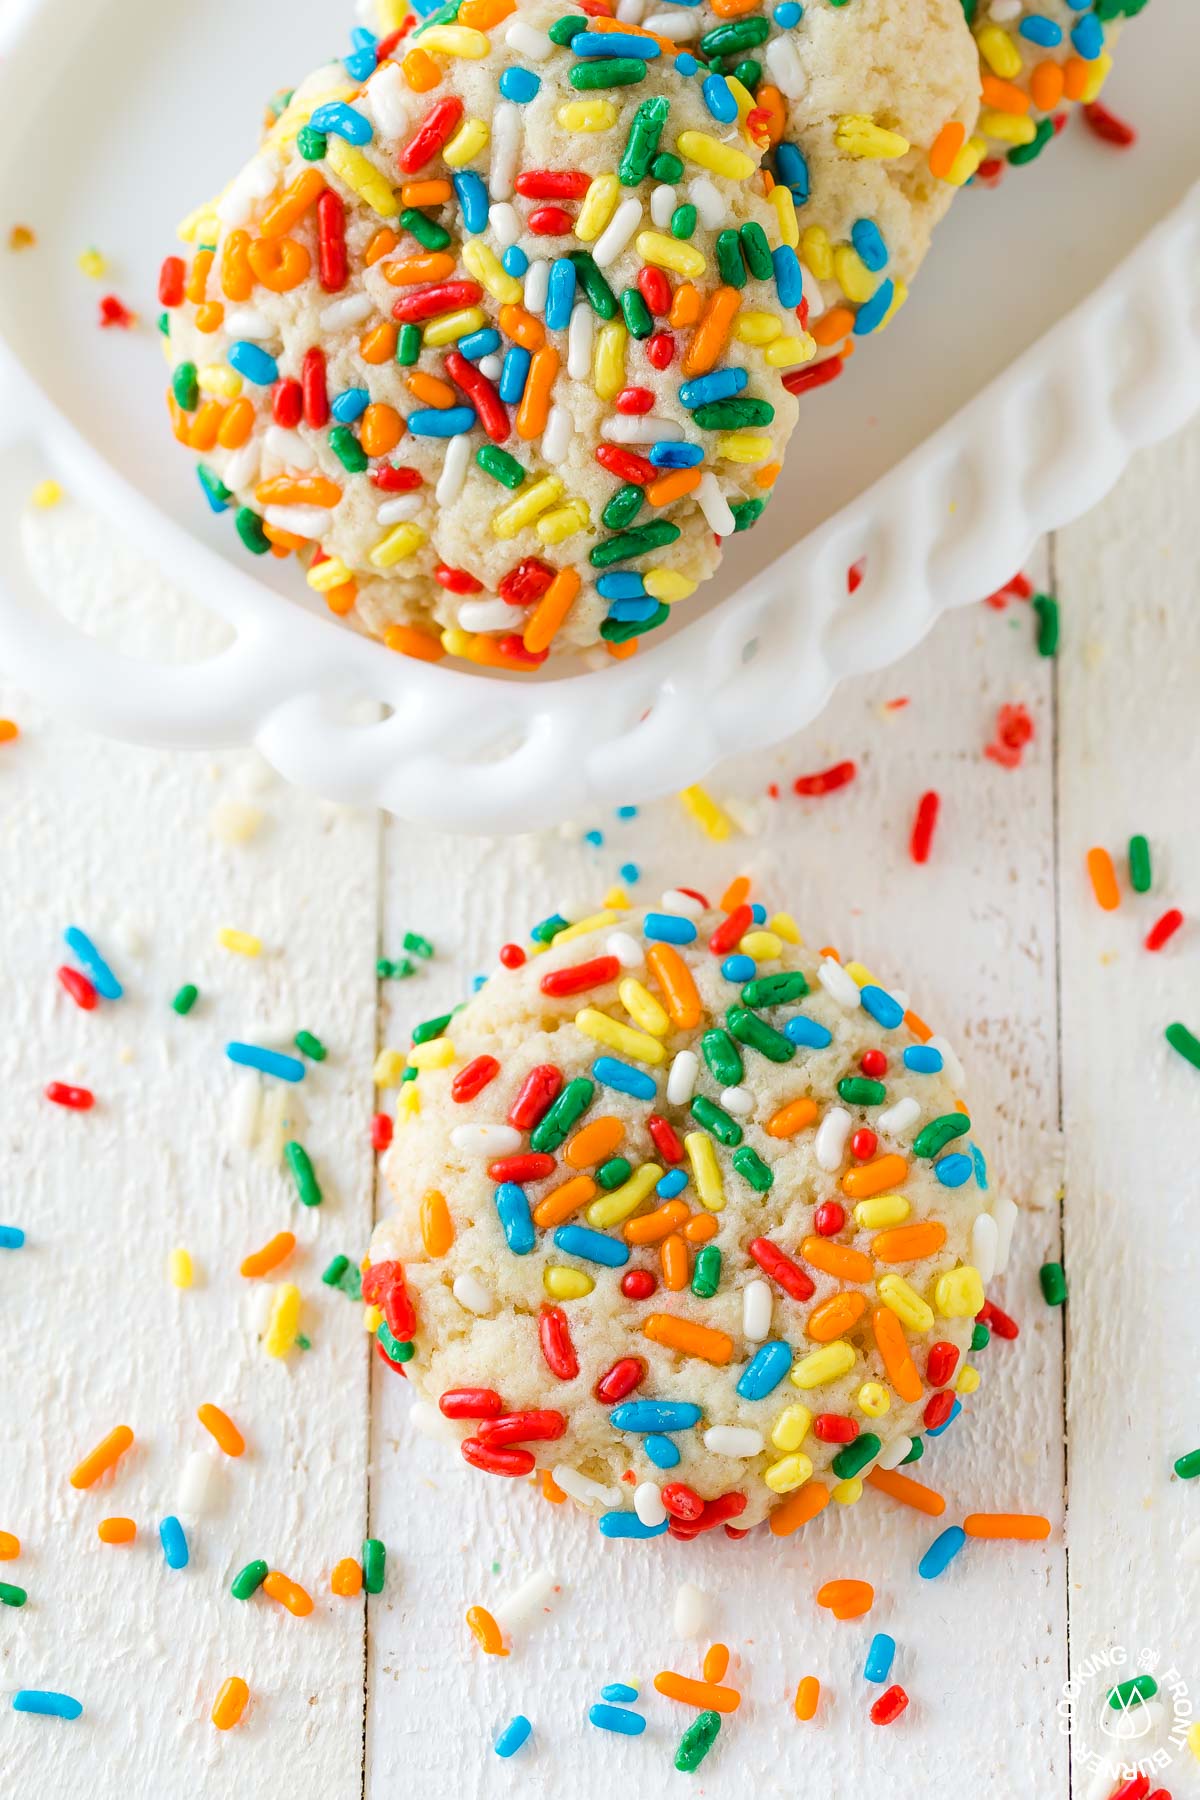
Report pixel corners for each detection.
[367,571,1068,1797]
[1055,419,1200,1800]
[0,505,378,1796]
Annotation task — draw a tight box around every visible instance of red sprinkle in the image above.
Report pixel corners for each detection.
[793,761,856,798]
[302,346,329,428]
[527,205,575,235]
[851,1127,878,1159]
[98,294,135,329]
[371,1112,393,1152]
[1083,100,1136,147]
[910,790,940,865]
[444,349,510,445]
[488,1152,557,1184]
[316,188,348,293]
[813,1413,858,1444]
[923,1390,956,1431]
[382,1279,416,1344]
[477,1409,567,1447]
[272,378,303,429]
[1109,1779,1151,1800]
[498,558,555,605]
[439,1387,504,1419]
[660,1483,705,1521]
[399,97,465,174]
[621,1269,656,1300]
[45,1082,94,1110]
[847,558,866,594]
[667,1491,747,1539]
[595,444,655,486]
[370,463,423,492]
[645,330,674,371]
[452,1055,500,1103]
[977,1298,1020,1340]
[926,1341,959,1388]
[870,1685,909,1726]
[1145,908,1183,952]
[614,386,655,415]
[461,1438,535,1478]
[392,280,482,324]
[508,1064,564,1131]
[538,1307,579,1382]
[515,169,590,199]
[594,1357,644,1403]
[748,1236,815,1302]
[647,1113,685,1165]
[540,956,620,998]
[812,1200,845,1237]
[782,355,844,398]
[984,572,1032,611]
[859,1051,886,1079]
[636,265,671,316]
[434,562,484,595]
[376,1337,408,1375]
[709,904,753,956]
[57,967,98,1011]
[499,943,527,969]
[158,256,186,307]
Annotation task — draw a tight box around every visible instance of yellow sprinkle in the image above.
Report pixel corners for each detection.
[307,556,354,592]
[218,928,261,957]
[768,912,802,944]
[739,930,782,961]
[593,319,628,401]
[373,1048,406,1086]
[842,962,875,988]
[676,129,755,180]
[763,333,815,369]
[717,433,772,463]
[422,305,488,346]
[854,1196,910,1229]
[876,1273,934,1332]
[635,230,706,280]
[875,277,908,333]
[31,479,63,509]
[576,172,620,242]
[377,0,407,25]
[975,23,1022,79]
[790,1341,856,1390]
[397,1082,421,1118]
[544,1266,595,1300]
[619,978,670,1037]
[800,225,832,281]
[857,1382,890,1418]
[77,247,107,279]
[417,24,491,56]
[768,184,798,249]
[733,310,782,345]
[832,1477,864,1506]
[264,1283,301,1358]
[946,135,986,187]
[725,74,755,127]
[167,1248,193,1290]
[370,521,427,568]
[833,245,875,305]
[978,108,1036,146]
[574,1008,666,1066]
[462,238,523,303]
[326,137,397,217]
[491,475,564,539]
[770,1404,811,1453]
[684,1131,725,1213]
[1082,50,1112,103]
[834,115,910,160]
[175,201,219,244]
[552,910,623,946]
[956,1365,981,1395]
[585,1162,664,1228]
[408,1038,455,1070]
[604,886,630,910]
[536,500,589,545]
[443,116,490,167]
[644,568,697,603]
[679,784,732,841]
[1186,1720,1200,1762]
[558,99,618,133]
[934,1266,985,1318]
[198,364,243,398]
[764,1452,814,1494]
[363,1303,383,1334]
[441,627,471,657]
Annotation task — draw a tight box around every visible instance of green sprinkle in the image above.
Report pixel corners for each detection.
[651,151,684,183]
[158,311,170,336]
[732,58,761,90]
[0,1582,27,1608]
[568,251,618,319]
[297,125,327,161]
[618,96,669,185]
[295,1029,327,1062]
[407,931,436,960]
[197,465,231,511]
[532,913,569,944]
[1009,117,1054,165]
[731,1145,773,1192]
[569,57,647,89]
[412,1011,452,1045]
[670,203,697,240]
[1039,1261,1067,1306]
[414,0,462,32]
[172,984,198,1016]
[832,1432,881,1480]
[235,507,271,556]
[322,1254,351,1288]
[726,1006,794,1064]
[690,1095,742,1147]
[675,1709,721,1772]
[1108,1674,1157,1710]
[901,1435,924,1464]
[377,957,416,979]
[362,1538,387,1595]
[838,1076,886,1106]
[531,1077,595,1152]
[477,443,526,489]
[1128,834,1152,894]
[378,1319,414,1362]
[691,1245,722,1298]
[603,483,644,530]
[741,971,808,1007]
[1032,591,1059,655]
[911,1113,970,1159]
[285,1141,323,1209]
[959,0,977,21]
[692,397,774,430]
[397,322,421,366]
[715,228,746,289]
[400,207,451,251]
[1174,1446,1200,1479]
[739,221,773,281]
[620,285,653,339]
[597,1156,633,1190]
[971,1321,990,1352]
[699,16,769,55]
[401,1066,418,1084]
[600,604,670,642]
[590,520,680,568]
[731,497,764,532]
[702,1028,744,1087]
[1166,1022,1200,1071]
[172,361,199,412]
[231,1559,269,1600]
[295,1333,312,1351]
[549,13,587,43]
[329,425,368,473]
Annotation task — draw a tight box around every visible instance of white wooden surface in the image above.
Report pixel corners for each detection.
[1,422,1198,1799]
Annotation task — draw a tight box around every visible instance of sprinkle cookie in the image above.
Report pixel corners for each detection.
[367,888,1011,1537]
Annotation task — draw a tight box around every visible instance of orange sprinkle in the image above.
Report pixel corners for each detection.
[539,1467,566,1504]
[703,1643,730,1683]
[841,1153,908,1198]
[668,282,703,329]
[681,1211,718,1244]
[768,1479,830,1537]
[794,1675,820,1720]
[564,1116,625,1169]
[256,474,343,510]
[810,307,854,348]
[0,722,19,746]
[247,235,311,293]
[97,1517,136,1545]
[211,1676,250,1732]
[325,580,358,617]
[816,1578,874,1619]
[420,1188,455,1257]
[220,230,253,302]
[872,1305,923,1404]
[647,466,701,508]
[766,1096,817,1139]
[963,1512,1051,1541]
[522,562,578,651]
[188,400,223,452]
[623,1199,689,1245]
[466,1604,509,1655]
[240,1231,295,1278]
[365,228,399,267]
[720,875,751,911]
[217,397,255,451]
[871,1221,947,1262]
[458,0,515,24]
[643,1312,733,1365]
[606,637,640,662]
[260,169,325,239]
[384,251,457,288]
[0,1531,19,1559]
[865,1466,946,1517]
[194,301,225,335]
[806,1290,867,1342]
[645,943,702,1030]
[532,1173,596,1230]
[331,1556,363,1596]
[384,623,446,663]
[361,321,399,365]
[516,344,559,441]
[1086,846,1120,911]
[1062,55,1089,101]
[980,74,1031,113]
[653,1671,741,1713]
[402,48,442,91]
[197,1403,245,1458]
[70,1424,134,1490]
[661,1232,689,1291]
[360,402,404,459]
[753,461,782,490]
[406,370,457,409]
[903,1007,932,1043]
[262,527,307,554]
[262,1570,312,1617]
[800,1235,873,1284]
[928,118,968,179]
[1030,61,1064,111]
[185,247,213,305]
[750,83,786,148]
[710,0,762,16]
[401,179,452,207]
[682,285,739,377]
[499,302,545,350]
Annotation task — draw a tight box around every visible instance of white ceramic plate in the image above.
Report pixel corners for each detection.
[0,0,1198,832]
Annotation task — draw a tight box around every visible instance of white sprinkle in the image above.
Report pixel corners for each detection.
[817,957,862,1009]
[720,1085,753,1117]
[179,1450,219,1515]
[451,1123,522,1155]
[458,598,515,633]
[504,19,553,59]
[646,6,700,32]
[542,404,572,465]
[697,472,736,537]
[224,307,275,340]
[687,176,725,230]
[364,61,410,140]
[661,888,705,916]
[552,1464,619,1510]
[593,196,642,269]
[229,1073,260,1148]
[703,1426,763,1458]
[263,504,331,539]
[616,0,647,18]
[673,1581,709,1639]
[601,414,677,445]
[452,1272,494,1315]
[210,801,263,846]
[888,988,910,1012]
[606,930,644,970]
[436,434,472,507]
[876,1435,912,1471]
[218,152,280,227]
[815,1105,852,1172]
[491,101,521,201]
[667,1050,698,1107]
[376,494,422,526]
[223,442,260,491]
[634,1482,666,1528]
[523,258,549,314]
[765,33,807,99]
[256,1085,293,1165]
[489,201,521,248]
[927,1034,966,1090]
[568,303,595,379]
[742,1278,772,1342]
[877,1095,920,1137]
[798,260,826,321]
[319,292,374,332]
[409,1399,459,1442]
[970,1213,999,1285]
[261,425,309,466]
[1181,1524,1200,1565]
[478,353,503,380]
[989,1195,1019,1275]
[493,1568,557,1633]
[650,183,676,228]
[989,0,1022,17]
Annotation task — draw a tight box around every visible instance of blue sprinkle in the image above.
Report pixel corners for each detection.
[593,1057,657,1101]
[644,1433,680,1468]
[610,1399,702,1432]
[159,1515,189,1570]
[495,1183,536,1255]
[457,327,501,361]
[597,571,646,600]
[472,974,487,993]
[12,1691,83,1721]
[554,1224,629,1268]
[407,406,477,437]
[545,257,578,331]
[784,1014,833,1050]
[657,1169,688,1199]
[0,1226,26,1249]
[227,340,279,385]
[197,465,230,514]
[678,368,747,409]
[331,386,370,423]
[225,1043,306,1083]
[599,1511,669,1539]
[350,24,377,44]
[453,170,489,234]
[926,1398,961,1439]
[852,278,895,337]
[601,1683,639,1704]
[774,140,809,203]
[310,100,373,145]
[970,1143,989,1190]
[572,30,658,56]
[63,926,122,1000]
[411,0,443,14]
[584,828,604,847]
[736,1340,792,1400]
[617,805,639,819]
[702,73,738,123]
[619,863,641,883]
[771,244,803,309]
[649,441,704,469]
[750,904,766,923]
[607,597,662,623]
[1071,11,1103,57]
[1018,12,1063,45]
[918,1524,966,1578]
[502,244,529,278]
[674,52,698,74]
[864,1633,896,1683]
[643,912,697,945]
[344,46,378,81]
[851,218,888,273]
[498,345,531,404]
[494,1715,532,1758]
[934,1153,973,1188]
[721,954,756,983]
[500,66,541,102]
[860,985,904,1029]
[773,0,802,22]
[903,1045,944,1073]
[589,1702,647,1734]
